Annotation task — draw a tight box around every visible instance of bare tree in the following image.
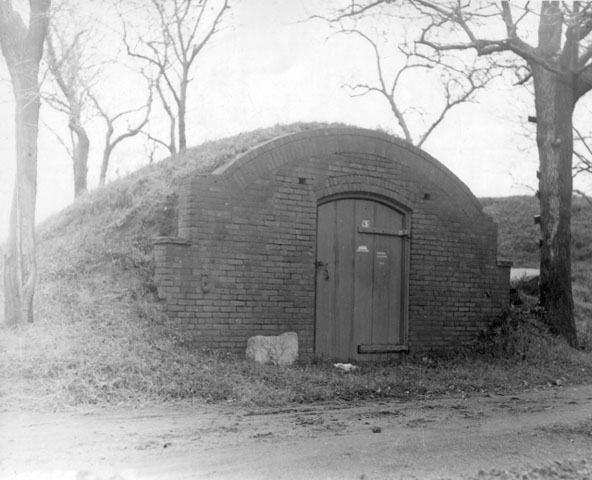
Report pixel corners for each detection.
[44,0,155,192]
[139,69,177,156]
[0,0,51,325]
[122,0,229,154]
[45,27,90,197]
[336,1,592,346]
[90,89,152,186]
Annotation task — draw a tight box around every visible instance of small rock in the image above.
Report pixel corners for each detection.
[372,426,382,433]
[334,363,358,372]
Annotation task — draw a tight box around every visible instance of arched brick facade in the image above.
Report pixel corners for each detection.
[154,128,510,358]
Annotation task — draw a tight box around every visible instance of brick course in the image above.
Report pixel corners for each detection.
[153,128,511,358]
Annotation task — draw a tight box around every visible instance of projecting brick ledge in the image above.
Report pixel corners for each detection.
[497,260,513,268]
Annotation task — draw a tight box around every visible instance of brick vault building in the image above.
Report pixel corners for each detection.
[153,127,511,361]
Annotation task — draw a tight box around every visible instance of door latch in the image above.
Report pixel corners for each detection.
[314,261,330,280]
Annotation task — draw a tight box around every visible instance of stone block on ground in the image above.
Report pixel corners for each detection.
[246,332,298,366]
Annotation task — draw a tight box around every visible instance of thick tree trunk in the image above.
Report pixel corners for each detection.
[4,189,22,324]
[532,64,577,346]
[4,90,41,325]
[0,0,50,325]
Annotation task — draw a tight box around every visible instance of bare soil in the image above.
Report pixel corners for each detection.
[2,384,592,480]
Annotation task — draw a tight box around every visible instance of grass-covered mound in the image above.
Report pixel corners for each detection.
[3,287,592,411]
[1,125,592,411]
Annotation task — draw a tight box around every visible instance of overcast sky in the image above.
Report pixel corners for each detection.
[1,0,590,241]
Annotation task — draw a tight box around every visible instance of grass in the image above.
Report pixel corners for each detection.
[1,125,592,412]
[536,417,592,438]
[3,291,592,411]
[467,460,592,480]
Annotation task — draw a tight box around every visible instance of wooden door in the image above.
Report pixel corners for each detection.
[315,197,407,360]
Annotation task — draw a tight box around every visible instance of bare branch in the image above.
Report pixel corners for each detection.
[187,0,229,66]
[573,125,592,178]
[413,1,567,76]
[123,28,181,108]
[515,70,533,85]
[574,125,592,158]
[140,129,174,154]
[340,28,414,143]
[121,0,229,152]
[417,67,489,147]
[339,18,494,147]
[42,119,73,160]
[309,0,388,23]
[89,78,154,185]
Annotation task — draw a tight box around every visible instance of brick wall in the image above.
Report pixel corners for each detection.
[154,128,511,357]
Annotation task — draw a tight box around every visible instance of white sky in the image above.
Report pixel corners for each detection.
[1,0,591,241]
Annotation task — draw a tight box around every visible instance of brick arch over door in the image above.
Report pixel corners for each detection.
[156,127,511,359]
[313,175,416,213]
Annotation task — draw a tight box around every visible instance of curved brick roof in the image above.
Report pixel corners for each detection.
[212,127,483,215]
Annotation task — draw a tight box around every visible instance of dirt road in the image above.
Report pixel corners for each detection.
[2,384,592,479]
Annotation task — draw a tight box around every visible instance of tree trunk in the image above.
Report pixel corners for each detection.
[98,122,115,187]
[98,146,111,187]
[532,64,577,346]
[4,189,22,324]
[178,75,187,152]
[4,88,41,325]
[0,0,50,326]
[70,118,89,197]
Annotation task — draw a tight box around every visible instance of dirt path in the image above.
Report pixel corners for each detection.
[2,384,592,479]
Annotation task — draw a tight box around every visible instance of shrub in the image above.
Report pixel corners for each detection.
[474,306,554,361]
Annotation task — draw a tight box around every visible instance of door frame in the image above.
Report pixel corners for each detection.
[314,193,411,357]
